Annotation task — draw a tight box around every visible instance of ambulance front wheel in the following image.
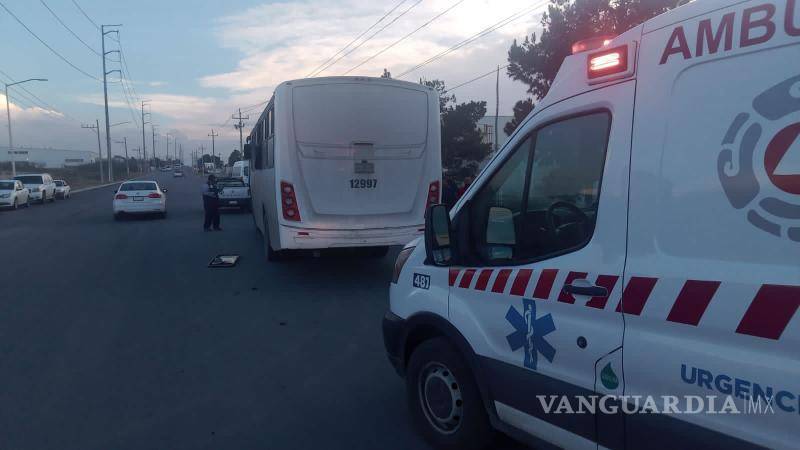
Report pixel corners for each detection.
[407,338,493,450]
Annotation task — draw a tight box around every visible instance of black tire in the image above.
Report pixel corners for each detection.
[114,213,122,221]
[12,199,18,210]
[262,213,284,262]
[406,338,493,450]
[40,192,47,204]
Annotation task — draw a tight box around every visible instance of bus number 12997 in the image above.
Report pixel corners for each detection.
[350,179,378,189]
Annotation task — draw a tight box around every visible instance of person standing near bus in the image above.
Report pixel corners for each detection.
[203,175,222,231]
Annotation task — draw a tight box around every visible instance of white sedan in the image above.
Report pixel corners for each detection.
[113,181,167,220]
[54,180,71,199]
[0,180,30,210]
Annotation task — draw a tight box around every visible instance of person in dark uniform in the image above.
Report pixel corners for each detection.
[202,175,222,231]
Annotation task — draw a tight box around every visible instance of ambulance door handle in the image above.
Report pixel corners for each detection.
[563,284,608,297]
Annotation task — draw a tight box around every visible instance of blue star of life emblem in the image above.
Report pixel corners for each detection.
[505,298,556,371]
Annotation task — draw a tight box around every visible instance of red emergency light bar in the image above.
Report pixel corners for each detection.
[571,35,616,54]
[587,45,629,80]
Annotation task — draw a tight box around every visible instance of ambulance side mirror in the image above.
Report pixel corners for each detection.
[485,207,516,261]
[425,204,452,266]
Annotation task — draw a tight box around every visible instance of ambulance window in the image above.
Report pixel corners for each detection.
[521,112,610,260]
[467,112,610,265]
[468,136,533,262]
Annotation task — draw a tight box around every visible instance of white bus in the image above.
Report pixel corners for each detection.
[248,76,442,261]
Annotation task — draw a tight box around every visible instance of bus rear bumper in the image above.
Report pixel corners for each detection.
[278,224,424,250]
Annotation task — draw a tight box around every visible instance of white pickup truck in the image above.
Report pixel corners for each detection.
[216,177,251,211]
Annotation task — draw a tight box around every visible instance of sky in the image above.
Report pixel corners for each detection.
[0,0,545,163]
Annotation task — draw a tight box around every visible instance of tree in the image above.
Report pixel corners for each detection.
[228,150,242,166]
[420,78,456,113]
[505,0,674,133]
[420,78,491,177]
[504,98,535,136]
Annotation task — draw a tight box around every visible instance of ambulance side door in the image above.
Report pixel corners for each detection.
[448,81,635,450]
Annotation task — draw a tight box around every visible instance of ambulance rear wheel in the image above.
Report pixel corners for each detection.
[407,338,492,450]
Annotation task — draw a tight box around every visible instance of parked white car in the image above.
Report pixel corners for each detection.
[14,173,56,204]
[113,181,167,220]
[0,180,30,210]
[217,177,251,211]
[54,180,71,199]
[173,170,184,178]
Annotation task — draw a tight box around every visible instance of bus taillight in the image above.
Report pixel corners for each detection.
[427,181,440,208]
[281,181,301,221]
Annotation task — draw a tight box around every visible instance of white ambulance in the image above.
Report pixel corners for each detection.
[383,1,799,449]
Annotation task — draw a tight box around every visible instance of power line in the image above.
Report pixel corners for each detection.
[313,0,423,76]
[70,0,99,31]
[396,2,546,78]
[306,0,408,78]
[0,1,101,82]
[117,38,140,102]
[444,64,510,94]
[39,0,101,56]
[344,0,467,75]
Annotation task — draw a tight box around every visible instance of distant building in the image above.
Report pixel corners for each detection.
[0,146,97,168]
[477,115,514,151]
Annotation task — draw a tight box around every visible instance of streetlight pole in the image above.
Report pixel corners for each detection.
[208,129,218,168]
[81,120,104,183]
[116,137,129,177]
[165,133,171,164]
[141,100,150,172]
[4,78,47,177]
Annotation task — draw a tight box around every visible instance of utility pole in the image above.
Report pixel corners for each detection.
[115,137,130,177]
[151,125,158,168]
[233,108,249,156]
[5,78,47,177]
[494,65,500,154]
[164,133,171,163]
[208,130,218,166]
[101,24,122,182]
[141,100,150,171]
[82,120,104,183]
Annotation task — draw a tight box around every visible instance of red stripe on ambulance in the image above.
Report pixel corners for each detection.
[736,284,800,340]
[617,277,658,315]
[533,269,559,300]
[667,280,721,326]
[510,269,534,296]
[586,275,619,309]
[475,269,493,291]
[459,269,477,289]
[558,272,589,304]
[492,269,512,294]
[448,269,461,287]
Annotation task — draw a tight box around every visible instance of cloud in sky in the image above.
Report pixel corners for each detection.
[201,0,544,109]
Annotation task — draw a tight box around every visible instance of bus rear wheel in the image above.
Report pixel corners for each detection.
[263,214,284,262]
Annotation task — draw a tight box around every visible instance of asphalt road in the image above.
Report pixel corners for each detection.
[0,171,525,450]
